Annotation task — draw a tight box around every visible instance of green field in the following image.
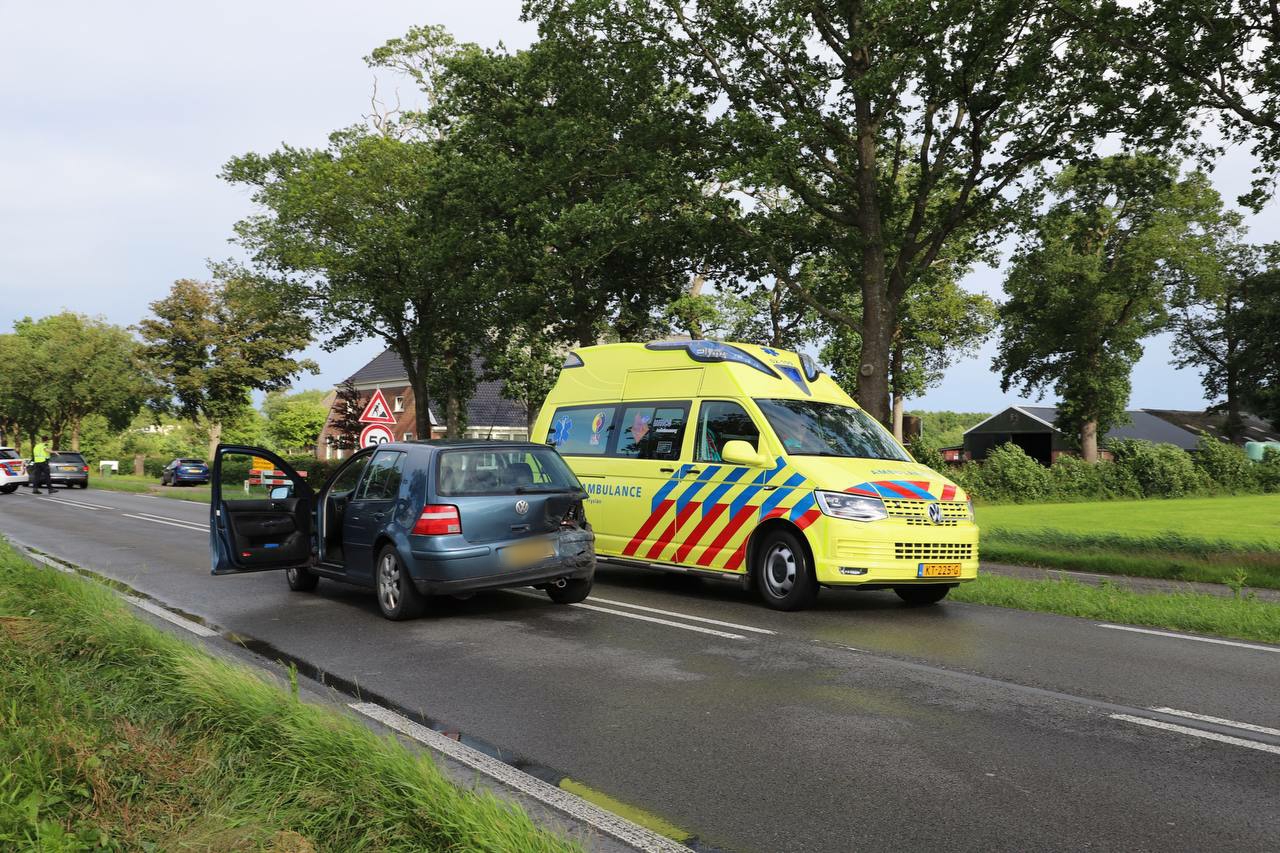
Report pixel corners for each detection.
[979,494,1280,589]
[0,541,577,852]
[979,495,1280,545]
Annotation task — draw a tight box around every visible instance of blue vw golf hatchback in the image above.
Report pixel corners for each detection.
[208,441,596,620]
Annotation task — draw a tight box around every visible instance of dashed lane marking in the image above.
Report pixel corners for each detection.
[33,496,111,511]
[1110,714,1280,756]
[570,601,746,640]
[1097,623,1280,654]
[349,702,691,853]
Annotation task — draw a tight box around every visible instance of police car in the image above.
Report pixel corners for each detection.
[0,447,28,494]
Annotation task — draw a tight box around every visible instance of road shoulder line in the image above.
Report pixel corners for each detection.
[1097,623,1280,654]
[349,701,689,853]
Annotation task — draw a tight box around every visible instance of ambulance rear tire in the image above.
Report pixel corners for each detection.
[753,528,818,611]
[894,584,952,606]
[286,565,319,592]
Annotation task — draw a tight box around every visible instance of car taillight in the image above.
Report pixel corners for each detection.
[412,505,461,536]
[83,466,89,472]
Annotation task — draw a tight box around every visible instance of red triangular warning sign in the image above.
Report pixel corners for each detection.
[358,389,398,424]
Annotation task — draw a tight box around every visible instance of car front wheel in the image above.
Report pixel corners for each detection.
[286,565,319,592]
[376,545,426,620]
[753,528,819,611]
[894,584,953,606]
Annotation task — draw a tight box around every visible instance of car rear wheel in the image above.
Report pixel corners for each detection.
[753,528,819,611]
[376,545,426,620]
[0,484,16,494]
[894,584,953,606]
[286,565,319,592]
[546,577,592,604]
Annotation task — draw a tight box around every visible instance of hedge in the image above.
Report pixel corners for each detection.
[945,438,1280,504]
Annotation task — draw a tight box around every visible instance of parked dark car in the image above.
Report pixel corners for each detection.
[48,451,89,488]
[208,441,596,620]
[162,458,209,486]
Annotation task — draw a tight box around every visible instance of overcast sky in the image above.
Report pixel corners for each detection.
[2,1,1275,415]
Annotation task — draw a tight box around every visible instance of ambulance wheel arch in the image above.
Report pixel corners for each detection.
[746,516,820,609]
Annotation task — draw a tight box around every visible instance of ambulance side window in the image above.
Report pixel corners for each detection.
[615,404,689,460]
[546,406,616,455]
[695,401,761,463]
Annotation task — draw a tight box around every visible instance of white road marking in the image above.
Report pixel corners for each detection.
[13,541,219,638]
[33,496,108,511]
[570,601,746,640]
[349,702,690,853]
[123,595,218,637]
[587,595,776,635]
[1097,623,1280,654]
[120,512,206,532]
[17,547,76,574]
[1150,707,1280,739]
[1110,713,1280,756]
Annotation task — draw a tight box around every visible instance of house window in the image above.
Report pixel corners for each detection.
[394,395,405,413]
[403,433,414,442]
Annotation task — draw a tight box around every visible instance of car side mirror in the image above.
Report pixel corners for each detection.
[270,486,292,500]
[721,440,768,467]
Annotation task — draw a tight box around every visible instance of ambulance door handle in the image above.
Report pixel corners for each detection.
[659,468,675,473]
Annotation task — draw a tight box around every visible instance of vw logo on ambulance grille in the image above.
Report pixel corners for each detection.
[927,502,944,525]
[514,499,529,516]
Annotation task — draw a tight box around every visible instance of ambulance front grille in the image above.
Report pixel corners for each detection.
[893,542,975,562]
[881,499,969,526]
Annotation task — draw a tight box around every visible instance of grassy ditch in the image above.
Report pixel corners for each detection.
[0,542,578,852]
[981,528,1280,590]
[952,574,1280,645]
[977,495,1280,589]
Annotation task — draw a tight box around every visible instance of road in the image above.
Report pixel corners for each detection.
[2,486,1278,852]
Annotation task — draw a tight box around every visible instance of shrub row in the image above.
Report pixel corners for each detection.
[133,454,345,484]
[920,436,1280,504]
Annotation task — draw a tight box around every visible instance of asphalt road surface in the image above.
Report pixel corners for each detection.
[2,486,1278,852]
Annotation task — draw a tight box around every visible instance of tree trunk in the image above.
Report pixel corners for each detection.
[1081,420,1099,464]
[852,91,892,425]
[446,394,462,439]
[71,419,81,452]
[207,421,222,461]
[892,393,905,443]
[890,343,904,442]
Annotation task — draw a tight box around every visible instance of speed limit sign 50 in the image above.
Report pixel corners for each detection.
[359,424,395,447]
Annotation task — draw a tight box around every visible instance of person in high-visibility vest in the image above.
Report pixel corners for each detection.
[30,437,52,495]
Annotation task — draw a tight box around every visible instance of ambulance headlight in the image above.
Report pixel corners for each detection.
[814,490,887,522]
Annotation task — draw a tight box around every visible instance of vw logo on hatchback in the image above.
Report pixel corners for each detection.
[515,499,529,515]
[927,502,944,525]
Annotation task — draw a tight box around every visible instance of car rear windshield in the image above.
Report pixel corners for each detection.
[755,398,912,462]
[437,447,582,496]
[51,452,85,463]
[180,459,205,465]
[0,448,18,460]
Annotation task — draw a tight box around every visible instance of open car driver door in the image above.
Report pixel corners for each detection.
[210,444,315,575]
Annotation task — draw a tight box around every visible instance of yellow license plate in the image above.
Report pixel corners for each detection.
[918,562,962,578]
[503,539,555,567]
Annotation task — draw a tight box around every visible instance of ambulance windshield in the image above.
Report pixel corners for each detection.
[755,399,911,461]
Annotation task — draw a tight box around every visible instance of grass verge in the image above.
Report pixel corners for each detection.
[951,574,1280,645]
[0,540,578,852]
[89,474,210,502]
[982,528,1280,590]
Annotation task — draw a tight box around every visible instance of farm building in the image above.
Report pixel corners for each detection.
[959,405,1278,466]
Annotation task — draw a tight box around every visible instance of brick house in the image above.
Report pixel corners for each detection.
[315,350,530,459]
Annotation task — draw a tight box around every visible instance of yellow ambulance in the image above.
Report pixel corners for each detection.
[532,341,979,610]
